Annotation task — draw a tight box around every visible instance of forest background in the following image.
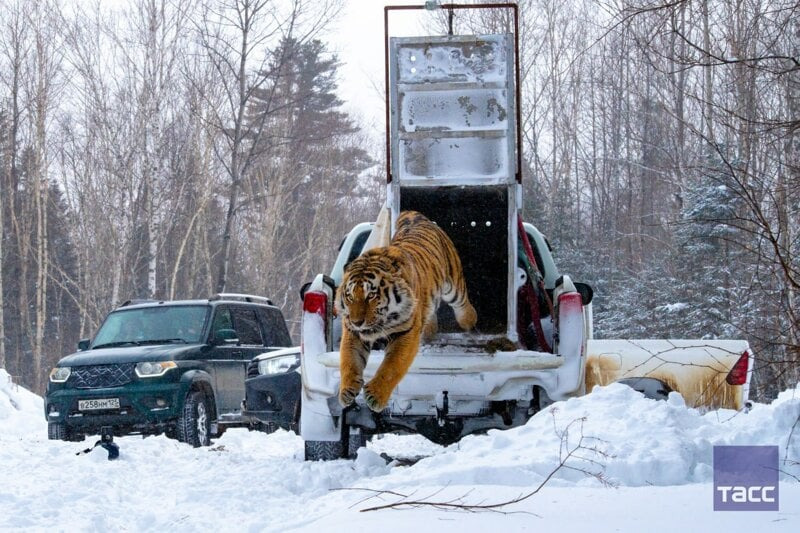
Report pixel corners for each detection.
[0,0,797,398]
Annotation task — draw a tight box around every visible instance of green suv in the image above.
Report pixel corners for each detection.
[45,294,292,447]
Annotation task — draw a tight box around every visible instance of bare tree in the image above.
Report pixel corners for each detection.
[0,0,65,389]
[28,1,64,390]
[0,2,29,371]
[194,0,341,293]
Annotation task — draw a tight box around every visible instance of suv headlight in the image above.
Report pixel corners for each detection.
[49,367,71,383]
[258,354,300,375]
[136,361,177,378]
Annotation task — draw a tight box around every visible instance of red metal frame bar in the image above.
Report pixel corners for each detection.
[383,3,522,184]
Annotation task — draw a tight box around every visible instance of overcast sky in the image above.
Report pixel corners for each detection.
[326,0,440,138]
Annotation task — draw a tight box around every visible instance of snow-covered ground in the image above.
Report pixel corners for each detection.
[1,368,798,532]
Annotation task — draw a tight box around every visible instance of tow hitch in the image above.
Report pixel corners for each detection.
[435,391,449,426]
[75,426,120,460]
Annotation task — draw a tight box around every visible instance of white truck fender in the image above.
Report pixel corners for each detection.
[299,274,341,442]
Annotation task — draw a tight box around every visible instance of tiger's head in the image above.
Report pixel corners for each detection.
[336,250,415,342]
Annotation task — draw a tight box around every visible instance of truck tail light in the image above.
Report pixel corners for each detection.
[726,350,750,385]
[303,291,328,336]
[304,290,327,315]
[558,292,583,314]
[555,292,584,358]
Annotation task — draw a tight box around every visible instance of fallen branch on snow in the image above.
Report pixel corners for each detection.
[341,414,615,514]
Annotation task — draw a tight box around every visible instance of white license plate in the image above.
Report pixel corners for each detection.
[78,398,120,411]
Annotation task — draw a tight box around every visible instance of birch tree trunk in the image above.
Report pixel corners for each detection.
[4,3,32,380]
[701,0,715,144]
[0,134,5,370]
[29,2,59,391]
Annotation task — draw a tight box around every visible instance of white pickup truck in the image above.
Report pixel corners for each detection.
[252,6,751,460]
[295,218,751,460]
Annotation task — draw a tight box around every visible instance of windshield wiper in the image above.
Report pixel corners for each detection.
[137,338,188,345]
[92,341,141,349]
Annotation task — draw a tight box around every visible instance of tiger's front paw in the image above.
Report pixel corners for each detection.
[422,319,438,342]
[338,379,363,407]
[363,380,391,412]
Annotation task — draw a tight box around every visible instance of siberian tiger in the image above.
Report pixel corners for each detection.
[336,210,477,412]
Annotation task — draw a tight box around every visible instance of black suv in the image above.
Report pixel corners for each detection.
[45,294,292,447]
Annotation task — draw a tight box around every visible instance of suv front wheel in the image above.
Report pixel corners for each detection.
[47,422,84,442]
[47,422,69,441]
[177,390,212,447]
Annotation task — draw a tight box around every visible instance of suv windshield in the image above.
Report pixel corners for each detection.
[92,305,209,348]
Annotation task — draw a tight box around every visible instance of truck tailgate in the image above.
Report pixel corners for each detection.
[317,349,562,373]
[313,349,563,401]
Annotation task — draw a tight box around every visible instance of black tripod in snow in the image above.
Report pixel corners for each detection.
[75,426,119,460]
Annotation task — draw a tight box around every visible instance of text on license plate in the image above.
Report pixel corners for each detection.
[78,398,120,411]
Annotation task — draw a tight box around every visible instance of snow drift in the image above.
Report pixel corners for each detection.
[372,383,800,489]
[0,368,44,438]
[0,371,797,531]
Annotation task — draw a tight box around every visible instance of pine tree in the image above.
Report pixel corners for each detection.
[233,37,373,329]
[674,150,751,339]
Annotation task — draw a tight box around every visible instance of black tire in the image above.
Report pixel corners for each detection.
[304,428,367,461]
[47,422,69,441]
[176,390,212,447]
[304,439,344,461]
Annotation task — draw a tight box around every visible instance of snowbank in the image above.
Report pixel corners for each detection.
[372,383,800,490]
[0,368,45,438]
[0,376,797,531]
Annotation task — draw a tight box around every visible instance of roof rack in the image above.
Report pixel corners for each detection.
[210,293,274,305]
[118,299,159,308]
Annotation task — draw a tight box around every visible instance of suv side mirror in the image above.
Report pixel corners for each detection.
[77,338,91,351]
[212,328,239,345]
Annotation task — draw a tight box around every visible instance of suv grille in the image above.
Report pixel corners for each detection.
[70,364,135,389]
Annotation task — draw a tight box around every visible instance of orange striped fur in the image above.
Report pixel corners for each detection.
[336,211,477,411]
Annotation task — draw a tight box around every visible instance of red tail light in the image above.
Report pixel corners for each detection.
[726,350,749,385]
[558,292,583,312]
[303,291,327,316]
[303,291,328,339]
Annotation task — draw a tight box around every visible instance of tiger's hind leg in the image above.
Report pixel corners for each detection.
[454,300,477,331]
[363,328,422,412]
[338,328,370,407]
[443,280,477,332]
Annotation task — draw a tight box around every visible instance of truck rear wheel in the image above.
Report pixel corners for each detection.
[303,428,366,460]
[304,439,344,461]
